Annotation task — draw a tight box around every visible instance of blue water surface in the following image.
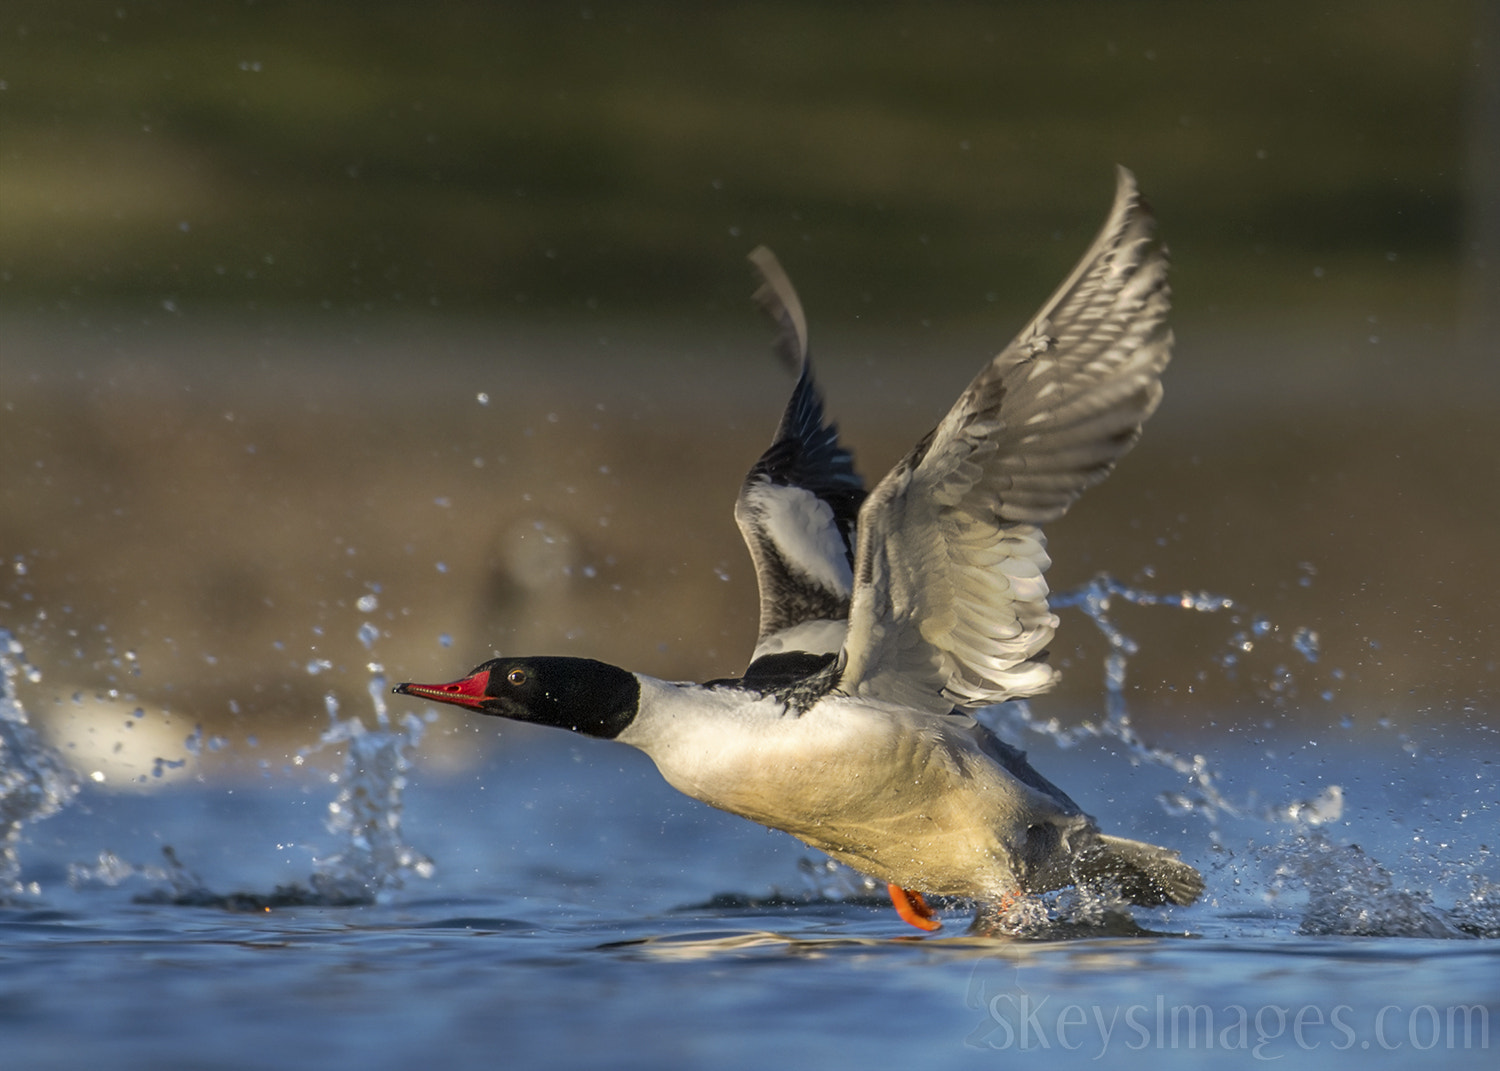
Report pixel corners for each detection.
[4,702,1497,1071]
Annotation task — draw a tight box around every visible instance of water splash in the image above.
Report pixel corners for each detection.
[1267,784,1344,826]
[0,628,81,898]
[1052,572,1236,717]
[297,606,435,900]
[781,860,1150,939]
[68,849,171,892]
[1027,577,1500,941]
[793,856,881,901]
[301,670,435,904]
[977,573,1254,823]
[77,615,433,910]
[1265,831,1471,938]
[1451,878,1500,938]
[968,887,1158,939]
[981,572,1351,827]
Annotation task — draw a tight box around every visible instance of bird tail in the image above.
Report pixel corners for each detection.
[1076,834,1205,907]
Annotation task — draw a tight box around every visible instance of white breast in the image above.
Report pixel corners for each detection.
[616,676,1071,898]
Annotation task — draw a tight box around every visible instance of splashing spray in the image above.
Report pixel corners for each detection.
[0,628,81,898]
[304,591,434,903]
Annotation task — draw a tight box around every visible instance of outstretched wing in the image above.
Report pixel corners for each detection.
[837,167,1173,714]
[735,247,866,666]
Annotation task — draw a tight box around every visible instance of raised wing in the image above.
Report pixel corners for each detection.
[735,247,866,666]
[837,167,1173,713]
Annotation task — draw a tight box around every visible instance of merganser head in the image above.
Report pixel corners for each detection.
[393,656,639,739]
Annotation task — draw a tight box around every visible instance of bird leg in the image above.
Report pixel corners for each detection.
[886,883,942,931]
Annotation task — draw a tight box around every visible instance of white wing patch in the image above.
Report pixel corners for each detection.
[751,618,848,661]
[743,481,854,597]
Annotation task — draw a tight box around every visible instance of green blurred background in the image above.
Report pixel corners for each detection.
[1,1,1489,321]
[2,1,1496,778]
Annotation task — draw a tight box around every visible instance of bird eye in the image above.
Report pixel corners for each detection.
[506,668,527,686]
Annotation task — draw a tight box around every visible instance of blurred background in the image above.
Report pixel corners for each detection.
[2,1,1496,780]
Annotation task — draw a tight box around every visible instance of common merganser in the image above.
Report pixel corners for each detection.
[396,168,1203,932]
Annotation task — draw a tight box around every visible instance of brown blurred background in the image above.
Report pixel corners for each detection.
[2,2,1496,776]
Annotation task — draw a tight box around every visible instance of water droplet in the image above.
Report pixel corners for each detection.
[1292,626,1320,663]
[356,594,378,613]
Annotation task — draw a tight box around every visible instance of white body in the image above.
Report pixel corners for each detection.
[618,675,1088,898]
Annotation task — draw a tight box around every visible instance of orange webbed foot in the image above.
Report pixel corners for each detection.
[886,883,942,932]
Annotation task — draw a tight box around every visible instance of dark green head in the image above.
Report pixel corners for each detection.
[393,656,640,739]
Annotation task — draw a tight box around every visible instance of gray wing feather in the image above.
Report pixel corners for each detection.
[838,167,1172,713]
[748,245,810,375]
